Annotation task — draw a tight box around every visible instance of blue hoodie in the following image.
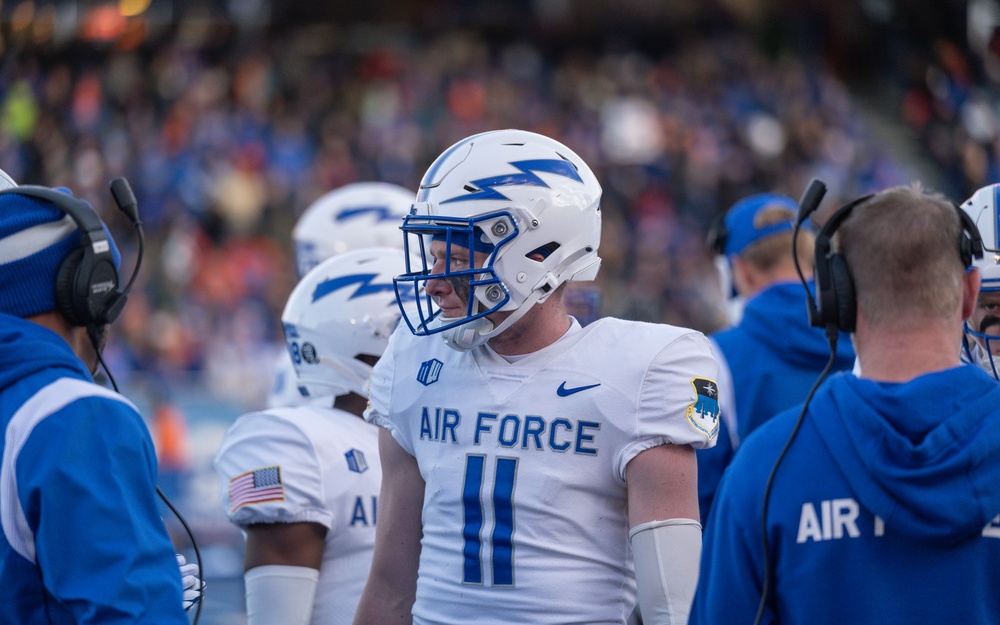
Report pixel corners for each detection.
[692,367,1000,624]
[0,313,187,624]
[697,281,855,520]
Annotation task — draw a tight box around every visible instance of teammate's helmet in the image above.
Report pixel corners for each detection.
[292,182,413,278]
[0,168,15,190]
[281,247,411,398]
[394,129,602,350]
[960,183,1000,378]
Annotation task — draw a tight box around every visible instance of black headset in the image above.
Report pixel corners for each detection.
[706,214,728,256]
[801,181,984,333]
[0,180,141,328]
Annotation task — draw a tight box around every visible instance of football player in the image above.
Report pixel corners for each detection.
[354,129,720,625]
[216,247,411,625]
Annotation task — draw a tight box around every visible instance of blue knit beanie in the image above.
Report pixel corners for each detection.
[0,188,121,318]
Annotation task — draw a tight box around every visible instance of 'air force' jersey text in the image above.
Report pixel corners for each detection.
[367,317,720,625]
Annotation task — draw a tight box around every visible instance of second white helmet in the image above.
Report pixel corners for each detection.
[281,247,412,398]
[292,182,413,278]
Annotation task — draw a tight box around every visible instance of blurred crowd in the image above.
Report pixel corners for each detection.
[1,17,919,408]
[899,31,1000,200]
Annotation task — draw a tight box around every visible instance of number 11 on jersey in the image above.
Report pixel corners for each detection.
[462,454,518,586]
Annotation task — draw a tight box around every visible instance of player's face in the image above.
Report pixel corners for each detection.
[971,290,1000,355]
[426,240,489,318]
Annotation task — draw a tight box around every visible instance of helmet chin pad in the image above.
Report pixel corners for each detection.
[441,315,495,351]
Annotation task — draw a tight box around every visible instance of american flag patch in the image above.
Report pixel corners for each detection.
[228,466,284,512]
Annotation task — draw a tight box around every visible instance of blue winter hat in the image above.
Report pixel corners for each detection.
[0,187,120,318]
[722,193,801,256]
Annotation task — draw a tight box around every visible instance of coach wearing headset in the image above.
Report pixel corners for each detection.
[0,178,189,624]
[691,183,1000,624]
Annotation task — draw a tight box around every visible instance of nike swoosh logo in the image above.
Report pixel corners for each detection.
[557,382,601,397]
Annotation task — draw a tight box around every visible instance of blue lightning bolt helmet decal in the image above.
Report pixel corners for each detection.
[335,205,405,223]
[439,159,583,204]
[312,273,396,303]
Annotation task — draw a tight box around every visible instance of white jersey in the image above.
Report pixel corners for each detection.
[366,317,720,625]
[214,405,381,625]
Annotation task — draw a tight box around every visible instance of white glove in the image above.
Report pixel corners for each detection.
[177,553,205,612]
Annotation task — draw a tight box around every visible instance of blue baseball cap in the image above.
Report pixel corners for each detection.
[722,193,800,256]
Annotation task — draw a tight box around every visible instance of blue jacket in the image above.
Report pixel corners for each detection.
[692,367,1000,624]
[0,313,186,624]
[697,281,855,520]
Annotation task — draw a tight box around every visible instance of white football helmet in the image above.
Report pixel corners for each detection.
[960,182,1000,379]
[394,129,602,350]
[0,168,15,190]
[292,182,413,278]
[281,247,412,398]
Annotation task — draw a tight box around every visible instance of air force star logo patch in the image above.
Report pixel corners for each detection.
[685,377,720,440]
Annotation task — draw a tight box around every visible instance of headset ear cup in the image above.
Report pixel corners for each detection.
[828,253,856,333]
[960,235,973,269]
[55,247,85,326]
[707,216,727,256]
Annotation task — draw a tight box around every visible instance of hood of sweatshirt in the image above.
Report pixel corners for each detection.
[0,312,90,394]
[810,367,1000,543]
[736,281,856,370]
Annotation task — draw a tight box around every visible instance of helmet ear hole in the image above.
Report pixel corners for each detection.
[526,241,560,260]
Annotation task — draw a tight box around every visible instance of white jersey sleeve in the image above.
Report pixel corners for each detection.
[616,326,721,480]
[214,409,333,529]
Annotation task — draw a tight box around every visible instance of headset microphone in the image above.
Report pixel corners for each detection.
[794,179,827,330]
[105,177,143,325]
[796,179,826,227]
[110,177,139,224]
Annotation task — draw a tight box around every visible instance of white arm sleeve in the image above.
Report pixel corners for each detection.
[245,565,320,625]
[629,519,703,625]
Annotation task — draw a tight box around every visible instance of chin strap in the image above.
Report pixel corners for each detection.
[441,285,550,351]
